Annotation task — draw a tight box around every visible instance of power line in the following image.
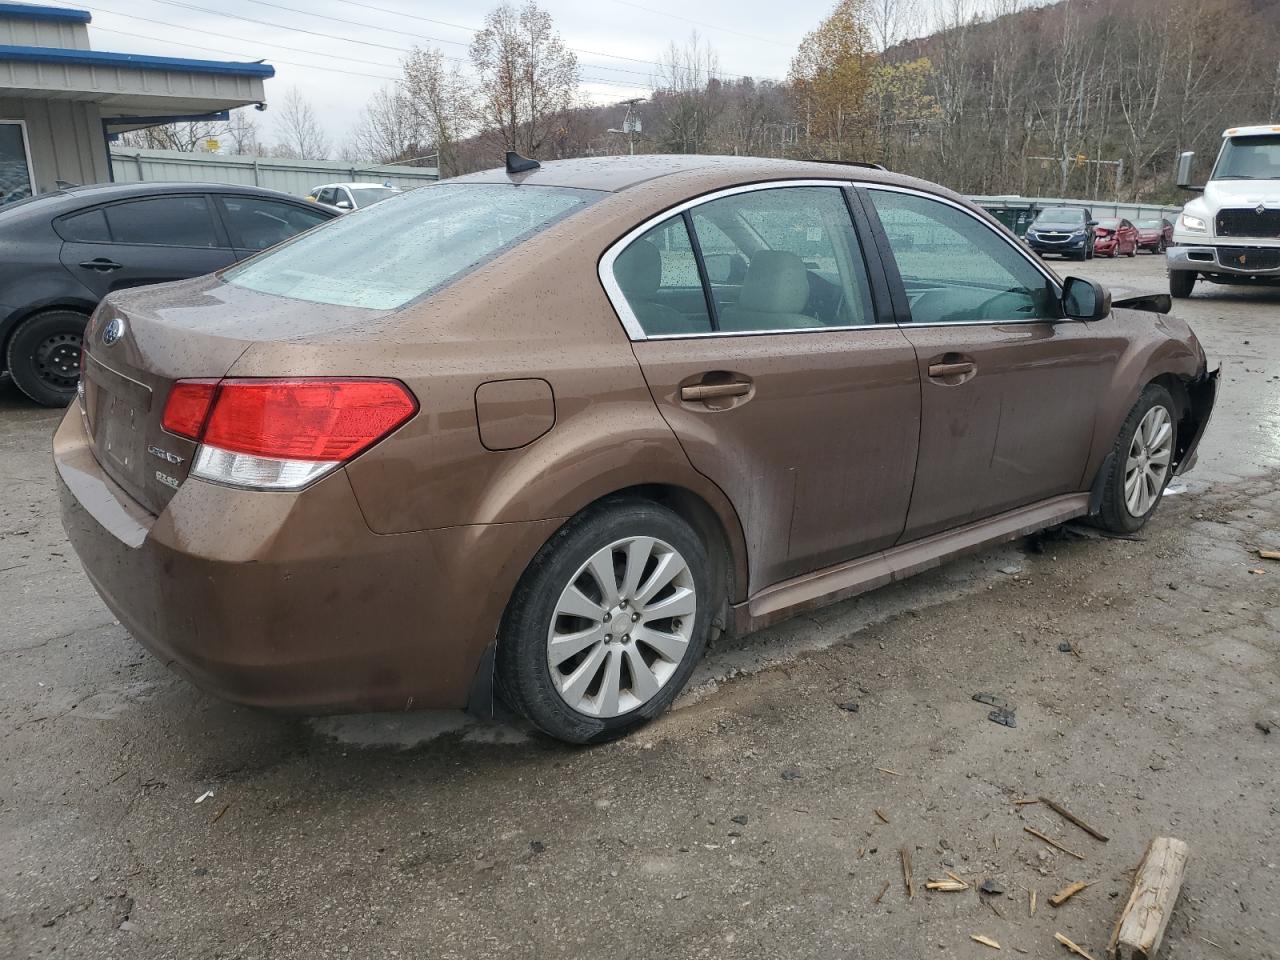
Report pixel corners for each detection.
[99,0,651,92]
[608,0,791,48]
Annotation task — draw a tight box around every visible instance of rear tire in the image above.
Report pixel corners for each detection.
[1169,271,1196,299]
[496,499,713,744]
[5,309,88,407]
[1094,384,1177,535]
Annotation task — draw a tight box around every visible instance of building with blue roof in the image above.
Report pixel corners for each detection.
[0,2,275,203]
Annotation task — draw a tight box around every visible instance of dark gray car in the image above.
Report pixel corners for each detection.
[0,182,337,405]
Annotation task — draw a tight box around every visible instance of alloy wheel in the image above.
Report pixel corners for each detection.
[1124,405,1173,517]
[546,536,697,718]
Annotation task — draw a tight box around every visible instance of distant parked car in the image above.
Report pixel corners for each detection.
[0,182,338,406]
[1094,218,1139,258]
[307,182,401,211]
[1024,207,1096,260]
[1135,218,1173,253]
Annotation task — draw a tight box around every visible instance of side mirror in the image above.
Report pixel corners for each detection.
[1062,276,1110,321]
[1086,220,1098,227]
[1176,151,1203,191]
[336,199,353,210]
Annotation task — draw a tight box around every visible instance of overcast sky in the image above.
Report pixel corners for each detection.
[79,0,1022,152]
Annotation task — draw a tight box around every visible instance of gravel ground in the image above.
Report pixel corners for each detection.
[1,253,1277,959]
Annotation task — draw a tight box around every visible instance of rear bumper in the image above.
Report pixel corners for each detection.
[54,407,561,713]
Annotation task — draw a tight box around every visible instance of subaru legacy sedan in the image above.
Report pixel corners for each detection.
[56,155,1217,743]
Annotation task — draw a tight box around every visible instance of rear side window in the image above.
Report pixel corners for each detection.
[105,196,221,248]
[226,183,599,310]
[218,196,331,251]
[55,208,110,242]
[611,215,712,336]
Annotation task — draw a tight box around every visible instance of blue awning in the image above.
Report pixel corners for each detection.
[0,44,275,78]
[0,3,90,23]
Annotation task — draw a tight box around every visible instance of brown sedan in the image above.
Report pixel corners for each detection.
[55,155,1218,743]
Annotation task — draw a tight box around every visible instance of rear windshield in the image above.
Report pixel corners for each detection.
[1097,219,1120,227]
[225,183,600,309]
[349,186,398,205]
[1136,220,1161,228]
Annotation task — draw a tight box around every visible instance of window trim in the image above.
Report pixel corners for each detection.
[861,183,1067,327]
[0,119,37,203]
[599,178,883,341]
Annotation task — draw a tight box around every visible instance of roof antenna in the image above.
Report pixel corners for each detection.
[506,151,540,174]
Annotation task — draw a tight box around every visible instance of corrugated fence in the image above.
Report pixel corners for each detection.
[109,148,439,197]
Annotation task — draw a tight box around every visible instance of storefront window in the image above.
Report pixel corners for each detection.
[0,122,35,207]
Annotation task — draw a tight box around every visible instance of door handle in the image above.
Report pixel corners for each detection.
[680,381,752,401]
[928,361,976,379]
[79,258,122,272]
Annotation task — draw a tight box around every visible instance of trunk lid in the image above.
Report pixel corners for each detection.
[79,274,390,515]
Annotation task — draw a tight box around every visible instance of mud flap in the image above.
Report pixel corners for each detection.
[1088,451,1116,516]
[1175,366,1220,476]
[465,641,498,719]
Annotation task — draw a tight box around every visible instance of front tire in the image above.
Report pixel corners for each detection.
[496,499,712,744]
[1094,384,1177,535]
[1169,270,1196,298]
[5,309,88,407]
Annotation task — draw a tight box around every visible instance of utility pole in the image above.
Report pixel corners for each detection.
[608,98,645,155]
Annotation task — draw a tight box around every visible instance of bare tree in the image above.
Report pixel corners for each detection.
[469,2,578,157]
[118,120,225,152]
[351,85,426,164]
[224,109,262,156]
[654,32,721,154]
[271,86,329,160]
[402,47,474,176]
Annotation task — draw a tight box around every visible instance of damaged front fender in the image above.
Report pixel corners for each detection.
[1174,365,1220,475]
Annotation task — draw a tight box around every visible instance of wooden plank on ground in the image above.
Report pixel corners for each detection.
[1107,837,1190,960]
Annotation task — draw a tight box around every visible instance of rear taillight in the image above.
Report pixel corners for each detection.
[163,377,417,491]
[161,379,219,439]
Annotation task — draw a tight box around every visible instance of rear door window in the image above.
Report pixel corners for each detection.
[610,215,712,336]
[104,196,222,248]
[54,208,110,243]
[225,183,599,310]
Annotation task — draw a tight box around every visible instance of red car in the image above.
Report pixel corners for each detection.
[1136,218,1174,253]
[1094,218,1139,257]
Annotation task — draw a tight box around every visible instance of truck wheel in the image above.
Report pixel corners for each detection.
[5,309,88,407]
[1169,271,1195,299]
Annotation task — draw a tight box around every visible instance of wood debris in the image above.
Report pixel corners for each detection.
[874,808,890,824]
[971,934,1002,949]
[873,879,891,905]
[1024,826,1086,860]
[1108,837,1189,960]
[875,766,902,776]
[1049,881,1091,907]
[1258,549,1280,560]
[1030,889,1037,916]
[1040,797,1110,842]
[1055,932,1099,960]
[900,846,915,898]
[926,879,969,892]
[1013,797,1041,806]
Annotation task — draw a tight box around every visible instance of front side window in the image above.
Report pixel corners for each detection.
[227,183,598,310]
[105,196,221,248]
[218,196,331,251]
[869,189,1057,324]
